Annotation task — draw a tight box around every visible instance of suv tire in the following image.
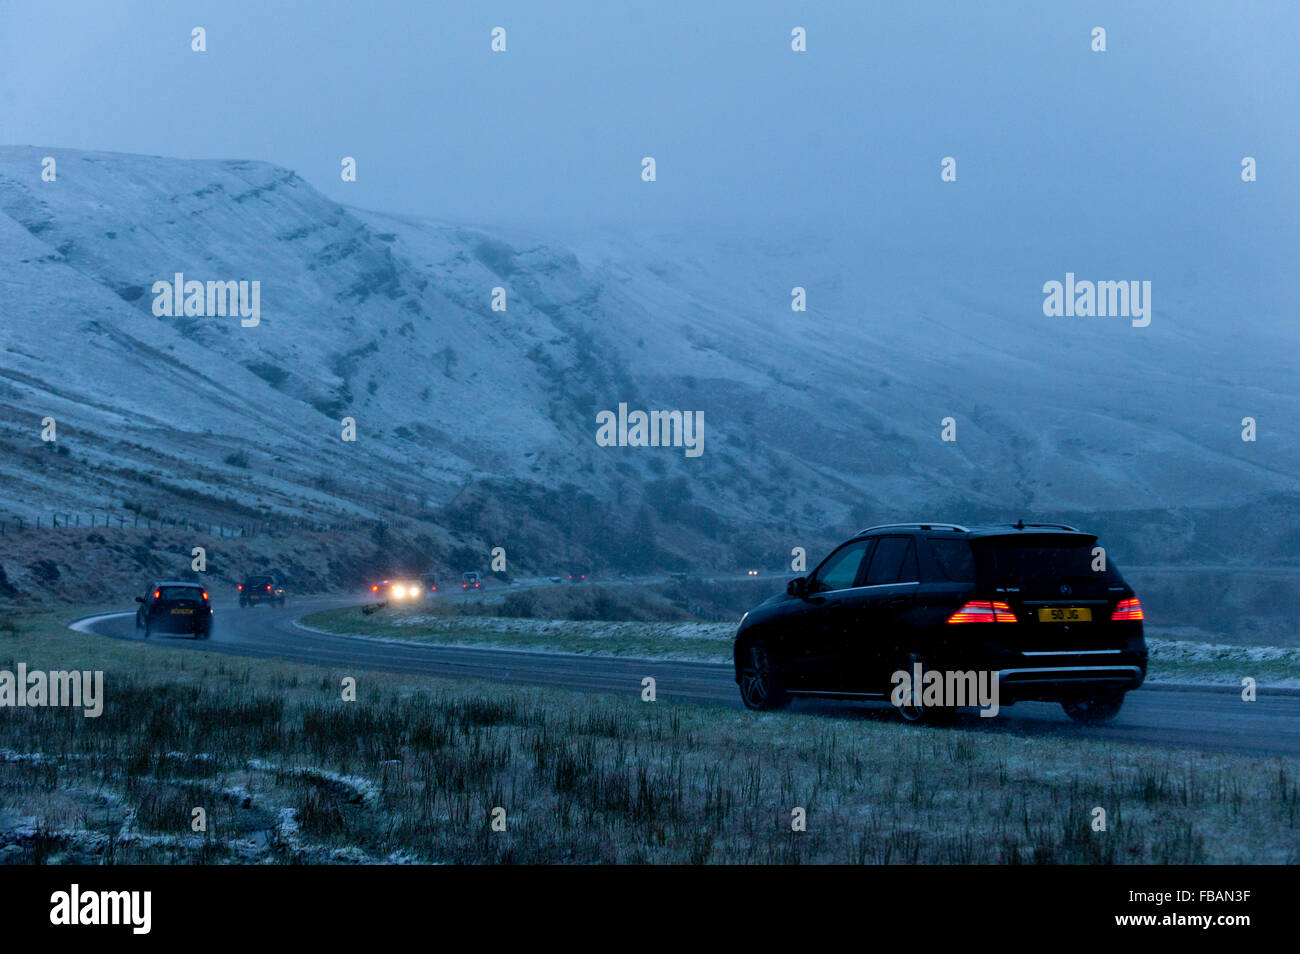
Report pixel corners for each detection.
[739,641,791,711]
[894,652,960,725]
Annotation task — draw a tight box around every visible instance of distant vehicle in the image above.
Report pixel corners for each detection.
[747,569,760,577]
[734,522,1146,724]
[419,571,441,596]
[239,574,285,608]
[368,578,422,600]
[670,572,689,583]
[566,568,589,583]
[461,572,482,590]
[136,582,212,640]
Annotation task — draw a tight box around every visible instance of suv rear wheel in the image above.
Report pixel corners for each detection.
[739,641,790,711]
[1062,691,1125,724]
[895,652,959,725]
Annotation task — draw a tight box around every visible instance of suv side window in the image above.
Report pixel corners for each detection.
[863,536,916,585]
[920,538,976,583]
[810,539,872,593]
[899,539,919,583]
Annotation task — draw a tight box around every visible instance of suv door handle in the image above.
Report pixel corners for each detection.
[886,596,911,609]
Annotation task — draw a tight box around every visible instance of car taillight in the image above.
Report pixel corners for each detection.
[266,585,272,591]
[153,590,160,599]
[1111,597,1144,621]
[947,600,1017,623]
[237,585,243,591]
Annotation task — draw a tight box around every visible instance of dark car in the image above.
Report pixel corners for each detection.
[566,567,589,583]
[461,572,482,590]
[239,574,285,607]
[733,522,1146,724]
[136,582,213,639]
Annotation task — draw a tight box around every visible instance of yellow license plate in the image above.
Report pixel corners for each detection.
[1038,607,1091,622]
[171,608,194,614]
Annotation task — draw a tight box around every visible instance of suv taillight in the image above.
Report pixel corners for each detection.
[1111,597,1144,621]
[947,600,1017,623]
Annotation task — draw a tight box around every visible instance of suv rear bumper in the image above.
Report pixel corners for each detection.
[999,664,1144,702]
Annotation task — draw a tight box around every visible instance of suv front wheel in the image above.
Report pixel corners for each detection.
[1062,691,1125,724]
[739,641,791,711]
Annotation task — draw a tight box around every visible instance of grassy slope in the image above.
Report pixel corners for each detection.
[0,607,1294,864]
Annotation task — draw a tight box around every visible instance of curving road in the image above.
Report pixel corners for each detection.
[72,596,1300,759]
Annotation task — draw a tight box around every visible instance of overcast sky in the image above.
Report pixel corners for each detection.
[2,0,1296,281]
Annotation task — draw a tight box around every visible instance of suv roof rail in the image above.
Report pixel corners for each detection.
[857,522,970,535]
[1006,520,1081,532]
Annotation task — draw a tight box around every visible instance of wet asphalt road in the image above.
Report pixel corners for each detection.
[72,596,1300,759]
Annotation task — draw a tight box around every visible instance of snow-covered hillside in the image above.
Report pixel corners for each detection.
[0,146,1296,571]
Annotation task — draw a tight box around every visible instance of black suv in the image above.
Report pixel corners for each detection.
[136,582,213,639]
[239,574,285,607]
[733,523,1146,724]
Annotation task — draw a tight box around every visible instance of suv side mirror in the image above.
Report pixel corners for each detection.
[786,576,807,598]
[135,596,146,603]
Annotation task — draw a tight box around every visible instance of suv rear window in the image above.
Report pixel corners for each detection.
[245,576,273,586]
[157,586,203,600]
[973,534,1122,584]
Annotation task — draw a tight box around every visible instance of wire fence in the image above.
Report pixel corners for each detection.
[0,512,377,537]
